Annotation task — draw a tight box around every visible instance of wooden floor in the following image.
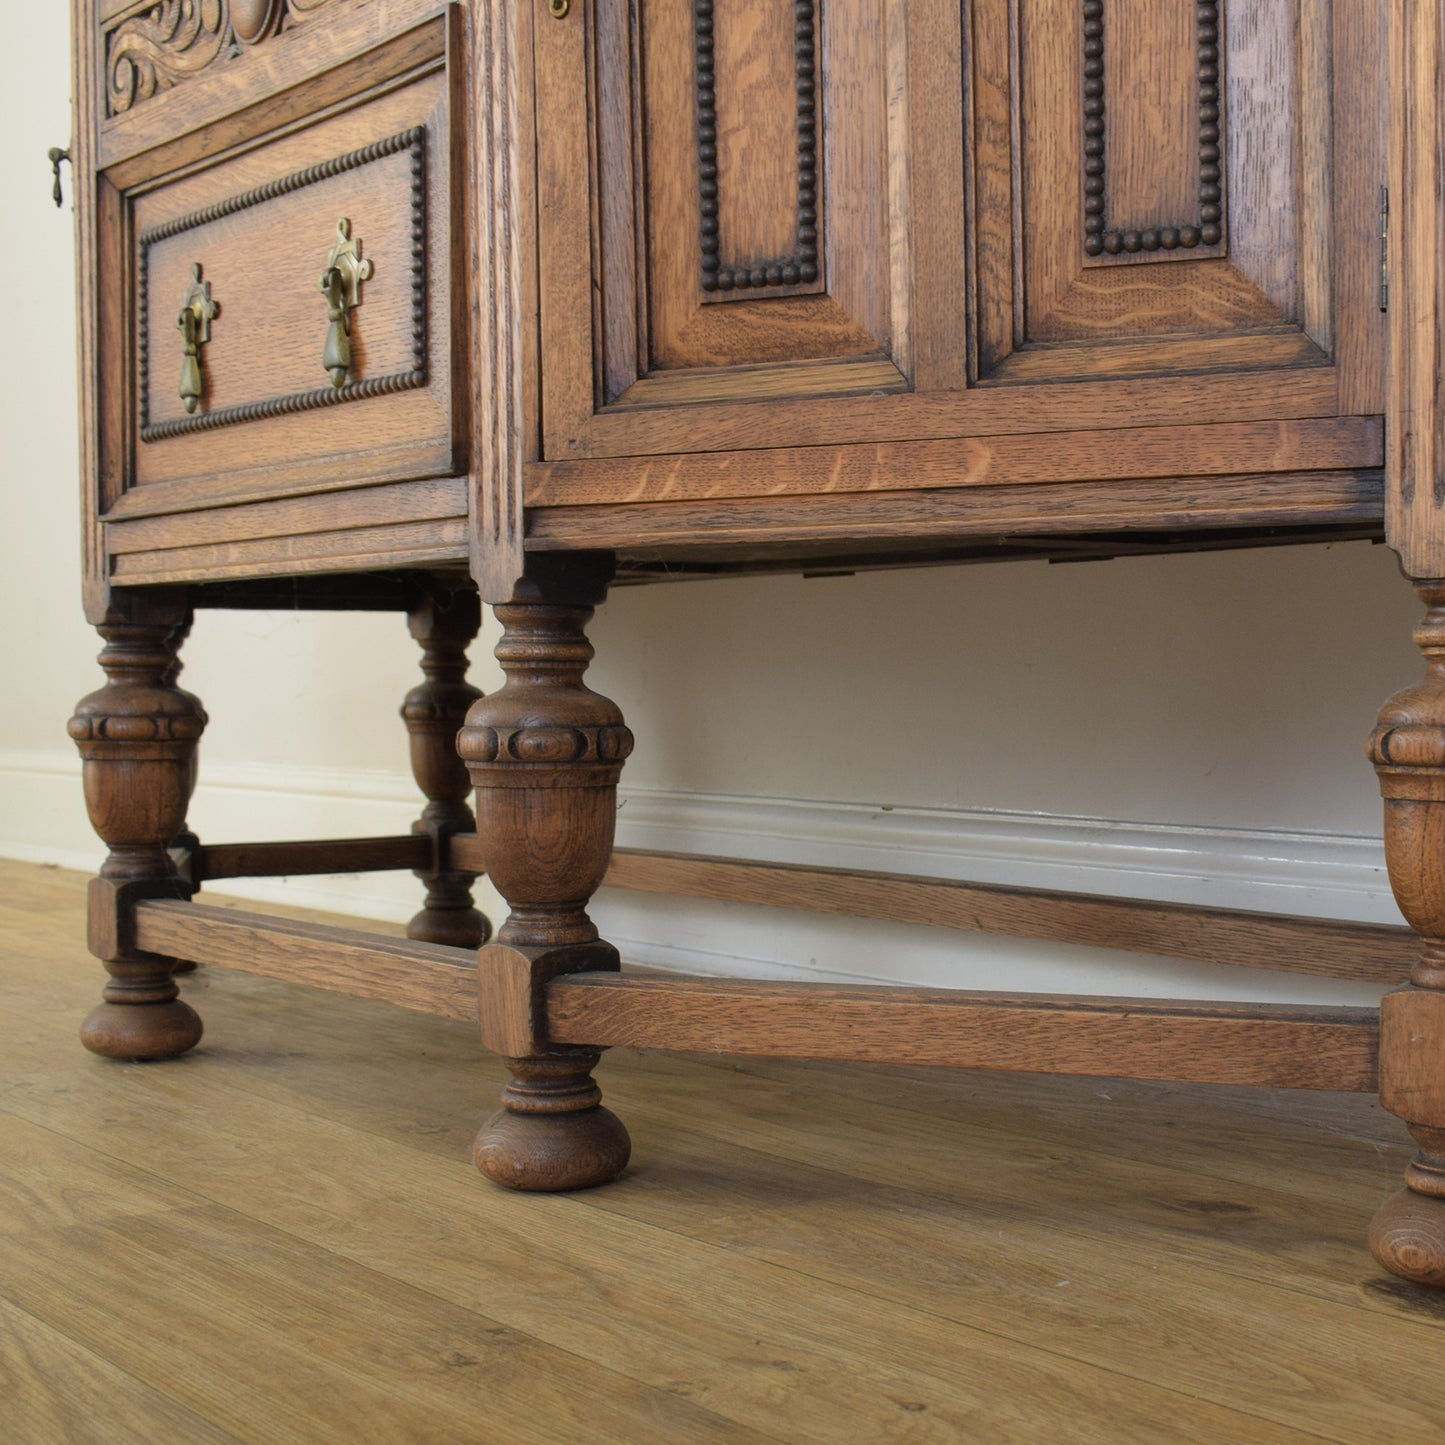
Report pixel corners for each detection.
[2,861,1445,1443]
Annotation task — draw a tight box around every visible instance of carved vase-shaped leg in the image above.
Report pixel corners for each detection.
[68,594,207,1059]
[163,612,200,971]
[458,557,632,1191]
[1369,581,1445,1285]
[402,593,490,948]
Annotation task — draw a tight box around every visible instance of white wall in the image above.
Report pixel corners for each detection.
[0,4,1416,1013]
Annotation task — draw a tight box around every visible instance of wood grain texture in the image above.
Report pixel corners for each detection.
[1011,0,1301,349]
[552,364,1345,458]
[699,0,819,292]
[105,477,467,549]
[1333,0,1388,415]
[532,0,597,459]
[468,0,535,602]
[526,471,1383,555]
[599,847,1417,986]
[608,356,907,410]
[1385,1,1445,576]
[0,1294,232,1445]
[525,415,1381,507]
[132,898,478,1023]
[547,972,1379,1091]
[109,517,469,586]
[905,0,967,388]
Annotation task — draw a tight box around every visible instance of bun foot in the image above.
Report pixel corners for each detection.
[475,1053,631,1190]
[1369,1188,1445,1287]
[474,1103,631,1192]
[406,905,489,950]
[80,999,203,1061]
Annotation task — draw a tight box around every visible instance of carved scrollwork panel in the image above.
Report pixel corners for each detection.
[106,0,343,116]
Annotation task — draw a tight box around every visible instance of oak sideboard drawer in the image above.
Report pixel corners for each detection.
[94,7,463,526]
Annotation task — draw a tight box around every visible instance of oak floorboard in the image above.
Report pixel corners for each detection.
[0,1206,755,1445]
[4,1046,1290,1443]
[0,1295,239,1445]
[2,860,1444,1441]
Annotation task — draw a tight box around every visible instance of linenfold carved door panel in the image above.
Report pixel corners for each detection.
[972,0,1362,383]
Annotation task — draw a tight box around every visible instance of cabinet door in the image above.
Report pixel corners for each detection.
[971,0,1382,392]
[534,0,935,454]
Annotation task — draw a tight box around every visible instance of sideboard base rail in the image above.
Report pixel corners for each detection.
[506,840,1408,986]
[128,899,1380,1093]
[546,972,1380,1093]
[132,899,476,1022]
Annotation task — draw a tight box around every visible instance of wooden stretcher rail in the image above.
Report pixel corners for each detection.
[563,845,1412,986]
[546,973,1382,1092]
[191,834,431,881]
[133,900,1380,1090]
[133,900,476,1022]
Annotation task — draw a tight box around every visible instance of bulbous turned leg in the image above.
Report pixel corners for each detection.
[474,1053,631,1191]
[69,593,206,1060]
[460,556,633,1191]
[402,593,490,949]
[1368,582,1445,1284]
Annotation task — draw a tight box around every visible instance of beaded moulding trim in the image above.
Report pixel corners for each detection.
[137,127,428,443]
[693,0,822,295]
[1082,0,1225,260]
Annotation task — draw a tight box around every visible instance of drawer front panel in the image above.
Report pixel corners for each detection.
[121,64,459,513]
[138,128,427,439]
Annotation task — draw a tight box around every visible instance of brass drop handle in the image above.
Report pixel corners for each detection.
[48,146,71,208]
[175,263,219,415]
[318,218,373,388]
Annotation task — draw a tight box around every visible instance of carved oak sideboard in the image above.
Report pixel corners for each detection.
[66,0,1445,1285]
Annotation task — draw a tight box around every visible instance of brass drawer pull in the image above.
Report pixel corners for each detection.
[319,218,374,388]
[48,146,70,207]
[176,263,219,414]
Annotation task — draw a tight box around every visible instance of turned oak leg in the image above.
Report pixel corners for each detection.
[163,611,200,971]
[458,557,632,1190]
[1368,580,1445,1285]
[68,593,207,1060]
[402,594,490,948]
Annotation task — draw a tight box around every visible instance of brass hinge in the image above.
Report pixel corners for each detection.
[1380,185,1389,312]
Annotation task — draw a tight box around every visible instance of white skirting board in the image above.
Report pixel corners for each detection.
[0,748,1400,1007]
